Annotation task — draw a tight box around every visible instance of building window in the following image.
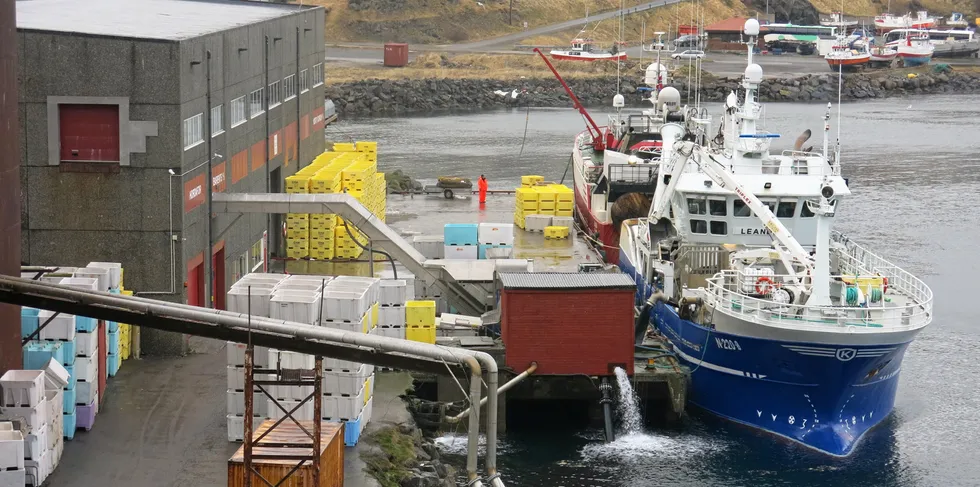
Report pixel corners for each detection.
[312,63,324,87]
[230,96,246,127]
[690,219,707,234]
[183,113,203,150]
[58,104,121,163]
[283,74,296,101]
[710,221,727,235]
[269,80,282,108]
[211,105,224,136]
[249,88,265,118]
[300,69,309,93]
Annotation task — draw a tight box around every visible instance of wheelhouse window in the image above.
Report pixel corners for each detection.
[801,200,815,217]
[777,201,797,218]
[690,220,708,234]
[709,199,726,216]
[710,221,727,235]
[734,200,752,217]
[687,197,706,215]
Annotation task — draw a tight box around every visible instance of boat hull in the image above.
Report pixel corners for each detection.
[550,51,628,62]
[574,184,619,264]
[619,251,913,457]
[826,55,870,70]
[898,51,933,66]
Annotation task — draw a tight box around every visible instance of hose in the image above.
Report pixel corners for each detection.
[342,219,398,279]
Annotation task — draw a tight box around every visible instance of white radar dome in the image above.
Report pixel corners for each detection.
[744,63,764,83]
[744,18,760,36]
[657,87,681,111]
[643,62,669,86]
[613,94,625,108]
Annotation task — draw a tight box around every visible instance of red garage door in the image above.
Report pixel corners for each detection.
[59,104,120,162]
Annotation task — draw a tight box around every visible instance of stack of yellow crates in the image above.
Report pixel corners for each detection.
[405,300,436,344]
[514,178,574,229]
[119,289,133,361]
[282,142,387,261]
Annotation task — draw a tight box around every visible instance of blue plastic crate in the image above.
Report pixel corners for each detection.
[23,341,65,370]
[75,316,97,333]
[63,364,77,391]
[63,409,77,440]
[444,223,479,246]
[107,353,120,377]
[63,388,76,414]
[57,339,76,364]
[478,244,513,259]
[343,416,363,446]
[107,321,119,333]
[108,331,119,355]
[21,308,39,339]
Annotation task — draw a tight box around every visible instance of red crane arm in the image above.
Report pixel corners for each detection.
[532,48,606,151]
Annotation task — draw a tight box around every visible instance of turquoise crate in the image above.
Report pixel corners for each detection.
[343,416,363,446]
[108,331,119,355]
[76,316,97,333]
[63,388,76,414]
[63,364,77,391]
[107,353,120,377]
[444,223,478,246]
[63,409,77,440]
[107,321,119,333]
[23,341,65,370]
[21,308,39,339]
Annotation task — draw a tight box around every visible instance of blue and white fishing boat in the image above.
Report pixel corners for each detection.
[619,19,933,457]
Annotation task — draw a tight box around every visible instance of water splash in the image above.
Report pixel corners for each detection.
[614,367,642,435]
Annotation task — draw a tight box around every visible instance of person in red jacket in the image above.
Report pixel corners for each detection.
[478,175,488,204]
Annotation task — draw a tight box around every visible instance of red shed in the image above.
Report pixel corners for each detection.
[498,272,636,377]
[383,43,409,67]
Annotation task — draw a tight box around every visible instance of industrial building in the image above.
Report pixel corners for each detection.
[16,0,327,354]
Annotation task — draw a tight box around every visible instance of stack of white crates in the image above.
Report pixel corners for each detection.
[378,280,408,340]
[0,359,68,486]
[224,272,378,446]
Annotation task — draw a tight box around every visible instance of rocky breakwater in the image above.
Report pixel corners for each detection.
[360,424,456,487]
[326,69,980,116]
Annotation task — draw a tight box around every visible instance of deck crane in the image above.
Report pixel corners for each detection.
[533,48,612,151]
[651,139,818,304]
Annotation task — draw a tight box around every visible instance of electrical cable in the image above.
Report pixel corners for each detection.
[341,216,398,279]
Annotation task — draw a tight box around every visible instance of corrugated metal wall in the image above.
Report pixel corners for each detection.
[0,0,22,372]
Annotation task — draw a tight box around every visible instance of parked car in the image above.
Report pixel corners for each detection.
[671,50,705,60]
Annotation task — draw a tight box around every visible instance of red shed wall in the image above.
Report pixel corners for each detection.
[501,289,634,376]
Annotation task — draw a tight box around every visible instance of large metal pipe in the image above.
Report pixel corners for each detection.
[0,276,494,483]
[449,361,536,423]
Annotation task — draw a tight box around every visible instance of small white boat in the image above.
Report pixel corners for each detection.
[550,37,628,62]
[945,13,969,28]
[896,32,935,66]
[869,45,898,64]
[821,12,858,30]
[824,36,871,70]
[875,11,937,31]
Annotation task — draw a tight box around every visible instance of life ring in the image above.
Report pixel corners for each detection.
[755,276,774,295]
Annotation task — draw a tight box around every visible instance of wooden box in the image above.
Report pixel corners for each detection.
[228,420,344,487]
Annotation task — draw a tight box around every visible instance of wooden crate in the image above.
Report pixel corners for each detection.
[228,420,344,487]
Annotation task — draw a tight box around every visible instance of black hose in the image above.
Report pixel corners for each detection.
[559,153,573,185]
[518,98,531,157]
[341,218,398,279]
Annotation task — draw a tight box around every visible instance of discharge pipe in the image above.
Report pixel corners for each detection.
[599,377,615,443]
[635,292,666,345]
[0,276,497,485]
[449,362,537,423]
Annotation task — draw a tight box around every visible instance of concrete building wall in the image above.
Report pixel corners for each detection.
[0,0,22,372]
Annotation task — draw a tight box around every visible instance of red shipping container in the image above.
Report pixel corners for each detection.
[499,273,636,376]
[383,43,409,67]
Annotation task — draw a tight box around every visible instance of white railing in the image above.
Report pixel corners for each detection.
[831,232,934,310]
[703,268,932,331]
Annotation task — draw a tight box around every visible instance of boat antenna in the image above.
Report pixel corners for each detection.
[617,0,623,94]
[835,55,843,160]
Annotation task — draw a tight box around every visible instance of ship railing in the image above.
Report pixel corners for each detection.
[608,163,656,184]
[703,269,932,331]
[831,232,934,308]
[722,157,836,176]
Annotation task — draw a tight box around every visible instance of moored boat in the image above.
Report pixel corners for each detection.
[869,45,898,64]
[896,32,935,66]
[874,11,937,32]
[824,36,871,70]
[620,18,933,457]
[550,37,628,62]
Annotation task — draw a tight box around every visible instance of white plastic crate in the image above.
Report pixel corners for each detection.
[25,456,44,486]
[75,330,98,357]
[379,306,406,327]
[226,390,268,417]
[269,292,321,325]
[322,357,362,371]
[0,399,47,432]
[41,360,69,393]
[321,289,370,322]
[444,245,478,260]
[284,275,334,284]
[72,268,110,292]
[226,342,269,368]
[36,311,75,342]
[378,325,406,339]
[226,414,244,442]
[363,396,374,425]
[0,430,24,471]
[0,370,45,408]
[379,280,407,306]
[411,236,445,259]
[85,262,122,289]
[524,214,552,232]
[267,399,314,421]
[57,277,99,292]
[226,286,274,318]
[322,314,368,334]
[267,350,315,370]
[77,381,97,406]
[478,223,515,246]
[0,469,26,487]
[75,353,98,383]
[276,385,315,402]
[328,276,380,304]
[273,282,323,294]
[25,429,45,461]
[322,387,365,420]
[323,367,368,395]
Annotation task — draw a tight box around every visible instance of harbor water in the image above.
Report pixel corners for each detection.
[331,94,980,486]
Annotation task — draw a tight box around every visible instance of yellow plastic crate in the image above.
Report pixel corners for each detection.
[310,214,338,228]
[286,228,309,239]
[310,170,342,193]
[555,208,574,217]
[286,214,309,230]
[371,303,379,329]
[544,226,569,239]
[355,141,377,153]
[557,201,574,211]
[514,211,525,229]
[333,142,356,152]
[516,187,538,203]
[538,208,555,216]
[286,245,309,259]
[535,186,557,204]
[405,301,436,327]
[285,175,311,194]
[521,175,544,187]
[309,247,335,260]
[310,228,335,241]
[310,237,334,251]
[553,184,574,203]
[364,377,373,405]
[406,325,436,344]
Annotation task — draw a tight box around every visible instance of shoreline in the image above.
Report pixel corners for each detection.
[325,68,980,116]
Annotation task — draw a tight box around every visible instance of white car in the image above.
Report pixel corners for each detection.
[671,50,705,60]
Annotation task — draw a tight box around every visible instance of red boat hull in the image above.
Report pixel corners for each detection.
[574,185,619,264]
[826,56,870,67]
